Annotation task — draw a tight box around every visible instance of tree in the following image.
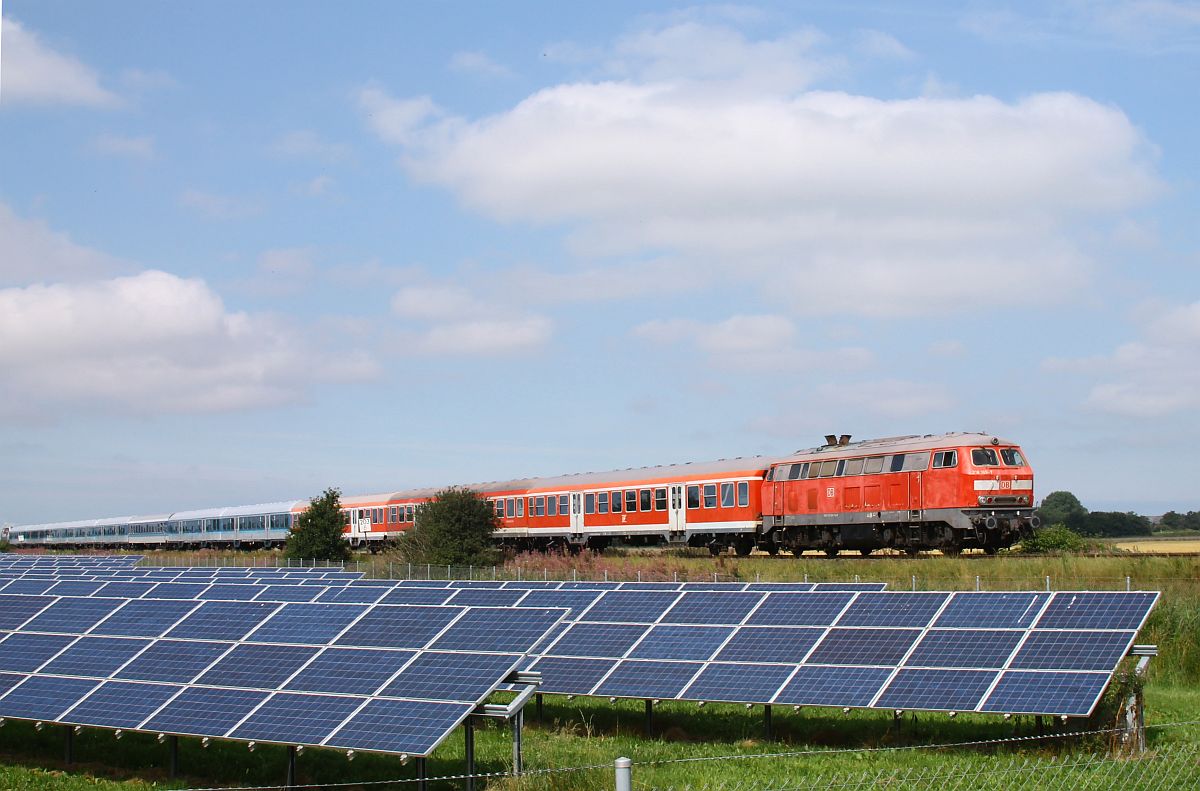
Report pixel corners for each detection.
[397,487,501,567]
[1038,490,1088,528]
[1073,511,1153,537]
[286,487,351,562]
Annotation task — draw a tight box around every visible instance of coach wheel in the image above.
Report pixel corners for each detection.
[764,544,779,556]
[708,544,722,557]
[824,548,839,558]
[734,538,754,557]
[904,547,920,557]
[859,549,872,557]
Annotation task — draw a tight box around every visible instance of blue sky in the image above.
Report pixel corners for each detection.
[1,1,1197,525]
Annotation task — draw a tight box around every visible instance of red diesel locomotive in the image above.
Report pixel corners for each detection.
[336,432,1040,556]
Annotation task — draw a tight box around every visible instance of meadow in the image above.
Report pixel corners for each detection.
[0,552,1194,789]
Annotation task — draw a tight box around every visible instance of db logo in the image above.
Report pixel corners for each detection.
[826,487,835,498]
[1000,481,1013,490]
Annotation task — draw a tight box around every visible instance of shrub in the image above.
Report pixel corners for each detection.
[1019,524,1087,553]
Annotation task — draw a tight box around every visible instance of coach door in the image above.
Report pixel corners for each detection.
[668,484,686,532]
[569,493,584,535]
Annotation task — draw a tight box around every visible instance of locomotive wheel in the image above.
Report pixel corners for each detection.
[859,549,872,557]
[824,548,839,558]
[984,545,999,555]
[765,544,779,556]
[904,547,920,557]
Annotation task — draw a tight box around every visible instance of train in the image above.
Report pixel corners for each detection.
[8,432,1041,556]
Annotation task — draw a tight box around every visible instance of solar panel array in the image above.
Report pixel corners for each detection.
[524,590,1159,717]
[0,592,567,756]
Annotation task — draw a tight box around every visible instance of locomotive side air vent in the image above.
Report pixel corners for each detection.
[838,434,852,446]
[824,434,838,446]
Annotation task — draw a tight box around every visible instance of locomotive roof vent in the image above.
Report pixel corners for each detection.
[838,434,852,446]
[824,434,838,446]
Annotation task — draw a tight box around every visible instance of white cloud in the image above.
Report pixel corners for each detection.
[271,130,349,163]
[179,189,263,220]
[1046,301,1200,417]
[634,314,873,372]
[449,51,512,78]
[962,2,1200,53]
[0,271,376,419]
[359,18,1160,318]
[0,202,125,286]
[0,16,118,107]
[391,284,552,355]
[92,133,155,160]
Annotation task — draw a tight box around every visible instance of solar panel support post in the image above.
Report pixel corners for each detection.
[643,699,652,737]
[284,746,297,788]
[763,705,772,739]
[415,757,427,791]
[168,735,179,778]
[464,718,476,791]
[536,692,543,721]
[511,708,524,776]
[64,725,74,765]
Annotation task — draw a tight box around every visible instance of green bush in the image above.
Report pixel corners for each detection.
[1020,523,1087,553]
[397,487,501,567]
[285,487,352,562]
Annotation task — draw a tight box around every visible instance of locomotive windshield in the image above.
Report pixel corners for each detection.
[971,447,999,466]
[1000,448,1025,466]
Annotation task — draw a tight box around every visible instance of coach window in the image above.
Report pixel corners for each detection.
[738,481,749,507]
[703,484,717,508]
[820,460,838,477]
[547,496,557,517]
[585,493,596,514]
[516,499,524,517]
[972,448,1000,466]
[1000,448,1025,466]
[506,498,515,518]
[598,492,609,514]
[611,491,622,513]
[536,497,546,517]
[655,488,668,510]
[902,452,930,471]
[638,489,651,511]
[687,485,701,509]
[407,505,415,522]
[721,483,735,508]
[626,490,638,512]
[559,494,569,515]
[933,450,958,469]
[864,456,884,474]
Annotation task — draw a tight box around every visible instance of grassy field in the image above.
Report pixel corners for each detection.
[0,552,1194,789]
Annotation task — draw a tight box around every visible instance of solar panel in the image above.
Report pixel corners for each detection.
[660,592,762,625]
[22,597,125,633]
[746,592,853,626]
[90,599,199,637]
[713,627,824,664]
[774,665,893,707]
[836,592,949,628]
[527,656,614,694]
[875,668,999,711]
[805,628,920,666]
[904,629,1023,669]
[627,625,733,661]
[682,663,795,703]
[164,601,280,641]
[429,607,566,653]
[284,648,416,695]
[380,652,520,701]
[0,595,52,629]
[0,632,76,671]
[595,660,701,698]
[230,692,364,745]
[194,643,320,689]
[980,670,1110,716]
[115,639,232,683]
[40,636,151,677]
[546,622,645,658]
[335,606,461,649]
[1035,592,1158,631]
[246,603,368,645]
[1009,631,1135,672]
[143,686,270,737]
[578,591,680,622]
[0,675,99,721]
[324,699,474,756]
[934,592,1050,629]
[61,680,182,729]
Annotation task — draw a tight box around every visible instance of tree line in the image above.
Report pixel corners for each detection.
[1037,491,1154,537]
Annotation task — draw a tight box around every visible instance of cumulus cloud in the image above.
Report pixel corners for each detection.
[1,16,118,107]
[391,284,551,355]
[0,202,126,286]
[358,18,1161,318]
[634,314,873,372]
[0,271,376,419]
[1045,301,1200,417]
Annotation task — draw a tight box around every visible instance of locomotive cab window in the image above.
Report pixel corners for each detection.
[972,448,1000,466]
[933,450,958,469]
[1000,448,1025,466]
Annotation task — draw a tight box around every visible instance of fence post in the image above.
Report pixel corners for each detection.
[1046,575,1051,592]
[912,575,917,591]
[615,757,632,791]
[976,575,981,592]
[1127,575,1132,591]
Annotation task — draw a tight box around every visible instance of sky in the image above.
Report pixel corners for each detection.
[0,1,1197,526]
